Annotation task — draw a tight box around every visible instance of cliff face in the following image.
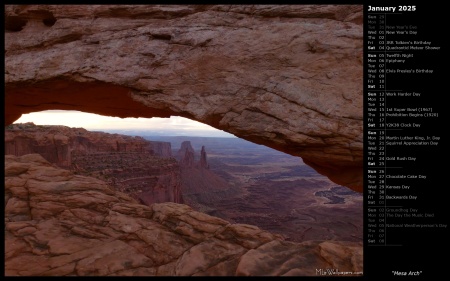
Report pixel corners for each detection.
[5,123,183,205]
[5,124,73,167]
[4,5,363,192]
[132,164,183,206]
[177,141,210,170]
[177,141,196,168]
[5,123,173,166]
[199,146,209,169]
[149,141,172,158]
[4,154,362,276]
[175,141,236,212]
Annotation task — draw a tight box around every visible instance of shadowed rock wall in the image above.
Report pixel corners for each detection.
[5,5,363,191]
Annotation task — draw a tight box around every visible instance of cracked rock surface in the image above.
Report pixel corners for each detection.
[5,154,362,276]
[5,5,363,191]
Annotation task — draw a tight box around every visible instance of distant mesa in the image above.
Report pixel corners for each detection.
[177,141,209,169]
[177,141,195,158]
[149,141,172,158]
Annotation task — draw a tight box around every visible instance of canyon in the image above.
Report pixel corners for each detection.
[151,135,362,243]
[5,124,362,243]
[5,4,363,191]
[5,153,362,276]
[4,124,362,276]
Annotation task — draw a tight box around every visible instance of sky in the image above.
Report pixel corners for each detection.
[13,110,236,138]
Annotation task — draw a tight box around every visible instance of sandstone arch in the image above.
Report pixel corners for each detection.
[4,5,364,192]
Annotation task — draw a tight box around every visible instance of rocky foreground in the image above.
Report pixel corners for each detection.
[5,154,362,276]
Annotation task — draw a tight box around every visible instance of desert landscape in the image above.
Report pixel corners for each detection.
[5,124,362,244]
[5,4,363,276]
[5,123,362,275]
[150,135,363,243]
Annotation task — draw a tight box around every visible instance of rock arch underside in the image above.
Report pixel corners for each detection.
[5,5,363,192]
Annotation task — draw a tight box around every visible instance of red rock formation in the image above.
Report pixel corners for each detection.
[176,143,236,211]
[71,152,183,205]
[199,146,209,169]
[178,141,195,168]
[4,123,172,167]
[177,141,195,157]
[4,154,363,276]
[5,123,183,205]
[182,149,195,168]
[5,123,72,167]
[4,5,363,192]
[149,141,172,158]
[177,142,209,169]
